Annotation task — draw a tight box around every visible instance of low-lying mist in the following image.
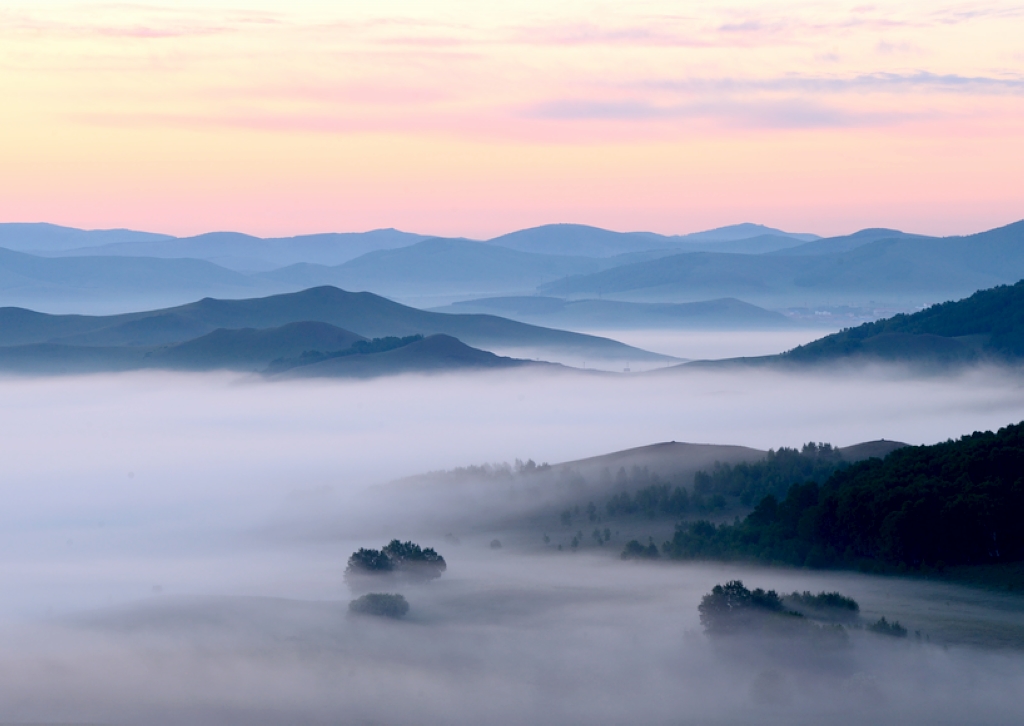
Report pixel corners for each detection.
[2,364,1024,722]
[567,327,839,362]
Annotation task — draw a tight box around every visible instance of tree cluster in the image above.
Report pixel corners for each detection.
[698,580,822,638]
[692,443,844,506]
[600,445,844,522]
[783,590,859,621]
[349,593,410,619]
[621,539,659,560]
[868,616,908,638]
[345,539,446,585]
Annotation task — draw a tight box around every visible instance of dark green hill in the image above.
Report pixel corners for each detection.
[781,279,1024,364]
[147,322,367,371]
[0,286,672,365]
[277,334,535,378]
[664,422,1024,573]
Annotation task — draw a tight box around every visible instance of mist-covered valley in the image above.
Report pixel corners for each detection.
[2,363,1024,723]
[7,0,1024,719]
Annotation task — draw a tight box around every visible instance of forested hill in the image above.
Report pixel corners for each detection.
[664,422,1024,572]
[781,279,1024,364]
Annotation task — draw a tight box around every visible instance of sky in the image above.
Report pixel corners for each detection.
[0,1,1022,238]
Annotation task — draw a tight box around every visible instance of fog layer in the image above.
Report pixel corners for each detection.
[1,366,1023,722]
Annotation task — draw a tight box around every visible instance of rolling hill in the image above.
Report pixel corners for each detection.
[776,278,1024,365]
[147,321,367,371]
[380,438,907,531]
[277,334,537,378]
[0,286,675,370]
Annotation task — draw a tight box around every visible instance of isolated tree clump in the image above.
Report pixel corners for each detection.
[348,593,410,619]
[698,580,788,634]
[345,540,446,586]
[698,580,854,651]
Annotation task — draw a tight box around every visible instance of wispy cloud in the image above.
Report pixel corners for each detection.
[524,97,907,129]
[0,6,280,40]
[643,72,1024,95]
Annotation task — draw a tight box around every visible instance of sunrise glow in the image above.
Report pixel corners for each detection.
[1,0,1022,237]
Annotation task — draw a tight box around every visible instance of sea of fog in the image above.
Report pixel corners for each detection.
[1,363,1024,722]
[571,328,840,362]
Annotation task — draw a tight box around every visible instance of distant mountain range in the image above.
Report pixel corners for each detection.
[0,221,820,313]
[544,221,1024,308]
[256,239,618,299]
[486,223,818,257]
[4,222,816,266]
[0,223,429,269]
[0,286,676,375]
[1,219,1022,321]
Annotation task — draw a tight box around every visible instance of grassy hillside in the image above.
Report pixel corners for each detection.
[783,278,1024,364]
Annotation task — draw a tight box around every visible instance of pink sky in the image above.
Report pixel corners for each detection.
[0,1,1022,239]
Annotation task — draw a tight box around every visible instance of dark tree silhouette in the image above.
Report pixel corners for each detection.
[345,540,446,586]
[349,593,409,619]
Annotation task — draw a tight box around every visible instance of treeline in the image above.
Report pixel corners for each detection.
[603,443,845,518]
[664,422,1024,571]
